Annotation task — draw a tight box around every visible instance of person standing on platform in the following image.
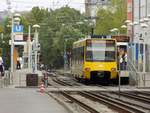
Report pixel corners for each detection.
[0,57,4,77]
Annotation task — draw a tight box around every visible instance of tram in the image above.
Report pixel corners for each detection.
[71,37,118,84]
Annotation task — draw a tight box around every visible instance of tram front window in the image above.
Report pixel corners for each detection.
[86,40,116,62]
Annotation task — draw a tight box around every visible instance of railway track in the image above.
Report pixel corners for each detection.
[47,71,82,87]
[51,77,73,86]
[46,71,150,113]
[49,90,149,113]
[113,91,150,104]
[92,92,150,111]
[133,91,150,97]
[61,91,100,113]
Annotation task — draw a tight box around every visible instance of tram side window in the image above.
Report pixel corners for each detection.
[72,48,77,64]
[79,47,84,63]
[75,47,84,64]
[77,47,81,64]
[76,48,79,64]
[146,44,150,72]
[73,47,84,65]
[81,47,84,62]
[75,48,78,64]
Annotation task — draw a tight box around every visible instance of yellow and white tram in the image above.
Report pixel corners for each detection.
[71,38,118,84]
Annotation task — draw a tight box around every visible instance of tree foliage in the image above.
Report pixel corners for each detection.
[95,0,127,35]
[1,6,90,69]
[28,6,89,68]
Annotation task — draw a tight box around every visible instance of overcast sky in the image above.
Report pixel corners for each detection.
[0,0,85,12]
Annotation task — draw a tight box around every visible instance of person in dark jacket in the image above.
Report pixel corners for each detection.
[0,57,4,77]
[16,60,21,69]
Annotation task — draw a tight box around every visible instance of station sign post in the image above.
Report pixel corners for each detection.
[13,25,24,41]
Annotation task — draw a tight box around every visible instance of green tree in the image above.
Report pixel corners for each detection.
[95,0,127,35]
[1,6,90,69]
[30,6,89,68]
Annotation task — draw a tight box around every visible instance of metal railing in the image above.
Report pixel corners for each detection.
[127,57,148,87]
[127,58,139,86]
[0,71,11,88]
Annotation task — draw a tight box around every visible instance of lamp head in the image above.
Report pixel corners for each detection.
[143,18,150,22]
[110,29,114,32]
[133,21,139,25]
[140,18,145,23]
[141,23,148,28]
[33,24,40,28]
[128,22,134,26]
[121,25,127,29]
[125,20,131,24]
[113,28,119,31]
[14,17,21,22]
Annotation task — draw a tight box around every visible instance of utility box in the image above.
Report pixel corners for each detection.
[26,73,38,86]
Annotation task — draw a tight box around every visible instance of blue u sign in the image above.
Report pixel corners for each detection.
[13,25,23,32]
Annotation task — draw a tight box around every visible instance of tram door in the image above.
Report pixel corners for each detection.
[117,42,128,71]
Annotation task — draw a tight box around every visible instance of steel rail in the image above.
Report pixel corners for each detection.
[134,91,150,97]
[79,92,148,113]
[61,91,100,113]
[113,92,150,103]
[52,77,72,86]
[123,92,150,100]
[93,92,150,111]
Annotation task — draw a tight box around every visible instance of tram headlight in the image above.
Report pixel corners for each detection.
[111,68,116,72]
[85,67,91,72]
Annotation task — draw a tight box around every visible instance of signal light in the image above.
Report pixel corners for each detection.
[85,67,91,72]
[111,68,116,72]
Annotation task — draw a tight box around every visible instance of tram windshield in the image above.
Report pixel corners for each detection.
[86,40,116,61]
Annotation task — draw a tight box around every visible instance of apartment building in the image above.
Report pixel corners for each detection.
[127,0,150,72]
[85,0,111,18]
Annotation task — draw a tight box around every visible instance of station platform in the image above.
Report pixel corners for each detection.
[10,69,43,88]
[0,69,68,113]
[0,88,67,113]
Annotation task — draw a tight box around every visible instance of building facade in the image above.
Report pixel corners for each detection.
[127,0,150,73]
[85,0,111,18]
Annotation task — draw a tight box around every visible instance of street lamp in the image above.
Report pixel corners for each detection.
[11,13,21,82]
[125,20,131,24]
[121,24,127,29]
[110,28,119,35]
[33,24,40,73]
[27,24,32,71]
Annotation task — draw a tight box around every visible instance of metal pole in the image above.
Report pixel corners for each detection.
[35,29,38,73]
[28,25,31,71]
[11,15,14,84]
[64,39,66,71]
[118,54,121,98]
[143,35,146,87]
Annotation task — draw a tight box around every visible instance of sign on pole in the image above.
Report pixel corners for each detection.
[14,33,23,41]
[13,25,23,33]
[13,25,24,41]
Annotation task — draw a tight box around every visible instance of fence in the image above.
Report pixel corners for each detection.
[0,71,11,88]
[128,43,150,87]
